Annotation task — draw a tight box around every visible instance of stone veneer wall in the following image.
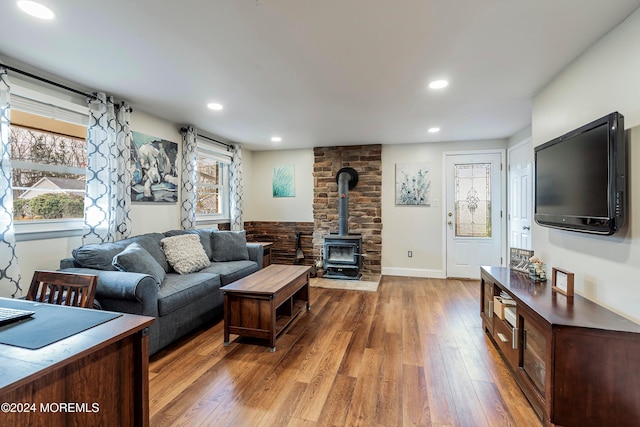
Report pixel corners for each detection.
[313,145,382,278]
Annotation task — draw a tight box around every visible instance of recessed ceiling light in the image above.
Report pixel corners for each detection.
[17,1,55,20]
[428,127,440,133]
[271,136,282,143]
[428,80,448,90]
[207,103,223,111]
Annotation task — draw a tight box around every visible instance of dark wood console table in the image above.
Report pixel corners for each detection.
[481,266,640,427]
[0,298,154,427]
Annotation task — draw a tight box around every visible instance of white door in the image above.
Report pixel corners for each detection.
[508,140,533,249]
[445,152,504,279]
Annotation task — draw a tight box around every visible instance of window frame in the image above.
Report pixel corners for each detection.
[195,139,232,224]
[9,82,89,241]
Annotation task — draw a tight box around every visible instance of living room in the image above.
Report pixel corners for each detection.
[1,1,640,426]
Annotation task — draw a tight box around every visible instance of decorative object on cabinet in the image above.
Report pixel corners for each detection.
[509,247,533,273]
[528,256,547,281]
[551,267,574,296]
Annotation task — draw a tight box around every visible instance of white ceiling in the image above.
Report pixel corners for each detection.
[1,1,639,150]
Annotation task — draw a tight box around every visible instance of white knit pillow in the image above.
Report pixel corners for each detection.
[161,234,210,274]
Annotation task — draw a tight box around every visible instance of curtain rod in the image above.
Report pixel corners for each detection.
[181,127,233,150]
[2,64,97,100]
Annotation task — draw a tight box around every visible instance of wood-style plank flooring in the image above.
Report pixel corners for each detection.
[149,276,542,426]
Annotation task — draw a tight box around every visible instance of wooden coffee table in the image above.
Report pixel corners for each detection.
[222,264,311,352]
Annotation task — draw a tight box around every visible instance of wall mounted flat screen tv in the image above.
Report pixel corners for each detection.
[534,112,625,235]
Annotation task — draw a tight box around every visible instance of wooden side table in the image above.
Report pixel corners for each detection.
[254,242,273,267]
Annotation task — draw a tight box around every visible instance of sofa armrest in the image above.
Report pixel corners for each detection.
[246,243,263,269]
[58,267,159,317]
[60,257,80,269]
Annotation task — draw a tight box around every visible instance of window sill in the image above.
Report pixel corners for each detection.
[14,219,84,242]
[196,216,230,227]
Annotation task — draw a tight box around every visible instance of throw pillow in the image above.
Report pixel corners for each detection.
[161,234,210,274]
[164,228,214,260]
[211,231,249,262]
[112,242,166,286]
[73,242,125,271]
[118,233,170,272]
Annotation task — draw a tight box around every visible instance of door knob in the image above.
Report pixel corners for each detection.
[448,212,453,217]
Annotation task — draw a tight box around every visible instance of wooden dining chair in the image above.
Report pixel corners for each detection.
[26,270,98,309]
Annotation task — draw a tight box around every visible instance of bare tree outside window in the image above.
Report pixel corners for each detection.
[10,125,87,221]
[196,157,221,215]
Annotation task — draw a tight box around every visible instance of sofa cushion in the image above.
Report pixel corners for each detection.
[202,260,259,286]
[119,233,170,273]
[112,242,166,286]
[211,231,249,262]
[157,272,221,316]
[161,234,211,274]
[164,228,215,260]
[72,242,125,271]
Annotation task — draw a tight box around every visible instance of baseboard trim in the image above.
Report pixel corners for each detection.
[381,267,446,279]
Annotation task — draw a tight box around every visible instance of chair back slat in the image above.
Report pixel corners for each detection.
[26,271,98,309]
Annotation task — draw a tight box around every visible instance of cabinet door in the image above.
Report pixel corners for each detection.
[521,314,547,397]
[481,278,495,333]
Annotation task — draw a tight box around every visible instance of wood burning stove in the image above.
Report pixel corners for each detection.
[323,167,363,279]
[323,234,362,279]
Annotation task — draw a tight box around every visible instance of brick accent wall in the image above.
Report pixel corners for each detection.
[313,145,382,278]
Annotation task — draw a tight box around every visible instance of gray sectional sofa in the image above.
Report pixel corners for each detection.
[59,229,262,355]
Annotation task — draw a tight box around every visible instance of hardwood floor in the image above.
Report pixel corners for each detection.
[149,276,542,427]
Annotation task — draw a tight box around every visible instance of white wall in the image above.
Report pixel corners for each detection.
[508,125,531,148]
[246,142,515,278]
[244,149,314,222]
[532,8,640,323]
[127,110,182,234]
[381,139,507,278]
[3,110,183,298]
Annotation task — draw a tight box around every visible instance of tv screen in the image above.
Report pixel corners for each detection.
[534,112,625,235]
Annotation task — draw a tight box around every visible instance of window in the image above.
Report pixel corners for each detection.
[11,112,87,222]
[196,139,231,221]
[8,87,89,239]
[454,162,492,237]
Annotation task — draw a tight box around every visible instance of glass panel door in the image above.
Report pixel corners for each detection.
[454,163,492,238]
[445,151,504,279]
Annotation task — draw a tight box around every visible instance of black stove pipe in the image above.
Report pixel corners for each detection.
[335,167,359,236]
[338,172,350,236]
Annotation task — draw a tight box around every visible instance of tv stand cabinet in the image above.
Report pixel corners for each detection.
[481,266,640,427]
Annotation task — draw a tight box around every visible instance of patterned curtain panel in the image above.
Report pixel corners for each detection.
[230,144,244,231]
[0,66,22,297]
[83,93,132,244]
[114,102,133,237]
[180,126,197,230]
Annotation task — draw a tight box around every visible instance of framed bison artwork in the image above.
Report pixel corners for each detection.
[131,131,178,202]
